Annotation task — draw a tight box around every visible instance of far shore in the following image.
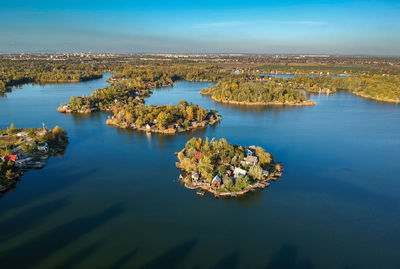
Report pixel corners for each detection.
[352,91,400,104]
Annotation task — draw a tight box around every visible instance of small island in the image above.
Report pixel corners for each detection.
[200,79,315,106]
[57,83,151,113]
[106,100,221,134]
[176,137,283,197]
[0,124,68,196]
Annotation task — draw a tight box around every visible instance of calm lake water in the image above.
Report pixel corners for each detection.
[1,75,400,269]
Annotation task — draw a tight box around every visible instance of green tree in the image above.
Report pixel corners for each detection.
[198,155,213,180]
[249,165,263,181]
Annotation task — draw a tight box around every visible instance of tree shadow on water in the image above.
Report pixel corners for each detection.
[265,244,314,269]
[56,241,103,269]
[57,242,138,269]
[0,203,124,269]
[140,238,198,269]
[0,167,98,214]
[211,250,240,269]
[109,248,139,269]
[0,196,70,244]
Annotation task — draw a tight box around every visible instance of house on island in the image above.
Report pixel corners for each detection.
[17,132,28,137]
[195,152,202,161]
[37,142,48,152]
[4,155,17,162]
[245,156,258,166]
[245,148,254,157]
[192,172,200,181]
[211,175,222,187]
[262,170,269,178]
[233,167,247,178]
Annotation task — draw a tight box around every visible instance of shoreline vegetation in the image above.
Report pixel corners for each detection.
[57,83,152,113]
[106,100,221,134]
[176,137,283,197]
[352,91,400,104]
[0,124,68,197]
[57,64,228,114]
[204,94,316,106]
[252,70,400,103]
[0,59,102,96]
[2,55,399,104]
[200,78,316,106]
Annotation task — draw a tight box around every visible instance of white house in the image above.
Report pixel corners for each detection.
[233,167,247,178]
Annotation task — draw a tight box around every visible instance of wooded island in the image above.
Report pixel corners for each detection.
[200,78,315,106]
[176,137,283,197]
[106,100,221,134]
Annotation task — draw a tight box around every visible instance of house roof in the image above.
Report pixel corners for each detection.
[233,167,247,175]
[212,175,221,184]
[195,152,202,160]
[5,155,17,161]
[246,156,258,163]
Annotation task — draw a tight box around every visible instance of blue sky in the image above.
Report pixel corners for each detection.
[1,0,399,55]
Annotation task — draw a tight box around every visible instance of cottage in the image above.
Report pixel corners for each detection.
[4,155,17,162]
[245,148,254,157]
[146,124,151,130]
[17,132,28,137]
[192,172,200,181]
[195,152,202,161]
[211,175,222,187]
[233,167,247,178]
[37,142,48,151]
[245,156,258,166]
[262,170,269,178]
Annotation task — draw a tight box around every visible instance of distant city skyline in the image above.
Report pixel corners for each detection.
[1,0,399,56]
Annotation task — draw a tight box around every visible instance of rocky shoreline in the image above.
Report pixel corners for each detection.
[180,175,272,197]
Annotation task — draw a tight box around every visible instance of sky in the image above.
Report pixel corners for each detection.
[0,0,399,56]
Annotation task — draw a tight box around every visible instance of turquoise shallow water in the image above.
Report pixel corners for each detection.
[0,76,400,268]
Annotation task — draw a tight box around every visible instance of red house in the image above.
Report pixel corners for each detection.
[195,152,202,161]
[4,155,17,162]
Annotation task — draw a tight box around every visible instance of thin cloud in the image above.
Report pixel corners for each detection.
[195,20,326,29]
[195,21,247,28]
[261,20,326,26]
[287,21,326,25]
